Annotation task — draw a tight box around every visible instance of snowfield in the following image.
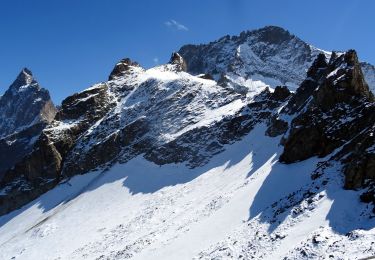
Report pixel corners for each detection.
[1,125,374,260]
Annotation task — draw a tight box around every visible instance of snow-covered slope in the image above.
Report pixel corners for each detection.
[1,125,374,260]
[178,26,375,93]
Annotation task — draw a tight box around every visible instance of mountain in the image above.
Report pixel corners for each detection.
[0,26,374,259]
[0,54,259,215]
[178,25,375,94]
[0,69,56,177]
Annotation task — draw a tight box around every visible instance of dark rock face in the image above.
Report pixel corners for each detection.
[0,69,56,179]
[279,50,375,189]
[271,86,291,101]
[266,117,288,137]
[254,26,293,45]
[0,68,56,138]
[169,52,187,72]
[0,83,114,215]
[331,111,375,189]
[314,51,374,110]
[281,54,328,115]
[0,123,46,179]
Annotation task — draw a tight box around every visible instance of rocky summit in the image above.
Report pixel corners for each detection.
[178,26,375,93]
[0,69,56,178]
[0,26,375,259]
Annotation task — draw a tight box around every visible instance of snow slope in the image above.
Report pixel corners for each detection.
[1,125,374,260]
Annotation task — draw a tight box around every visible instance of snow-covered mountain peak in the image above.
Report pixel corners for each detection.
[242,25,295,45]
[0,69,56,139]
[108,58,142,80]
[178,26,375,94]
[0,68,57,178]
[9,67,37,92]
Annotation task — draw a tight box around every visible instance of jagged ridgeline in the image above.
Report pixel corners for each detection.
[0,69,56,178]
[0,26,374,219]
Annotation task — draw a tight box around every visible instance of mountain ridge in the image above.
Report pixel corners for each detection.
[178,25,375,94]
[0,26,374,259]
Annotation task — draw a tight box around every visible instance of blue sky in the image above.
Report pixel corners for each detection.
[0,0,374,104]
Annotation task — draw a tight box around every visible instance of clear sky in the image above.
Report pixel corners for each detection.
[0,0,374,104]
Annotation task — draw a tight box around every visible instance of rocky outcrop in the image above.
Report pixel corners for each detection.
[0,123,46,179]
[314,51,374,110]
[0,68,56,138]
[339,120,375,189]
[279,50,375,190]
[0,83,114,215]
[280,50,374,163]
[108,58,140,80]
[169,52,187,72]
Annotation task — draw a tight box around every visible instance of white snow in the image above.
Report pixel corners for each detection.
[1,125,373,259]
[167,99,245,140]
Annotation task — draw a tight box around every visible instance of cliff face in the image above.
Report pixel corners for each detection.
[278,50,374,190]
[0,80,113,215]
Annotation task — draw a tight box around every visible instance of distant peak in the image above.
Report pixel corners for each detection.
[229,25,295,46]
[21,67,33,77]
[258,25,288,32]
[108,58,140,80]
[252,25,293,44]
[18,67,34,83]
[9,67,36,90]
